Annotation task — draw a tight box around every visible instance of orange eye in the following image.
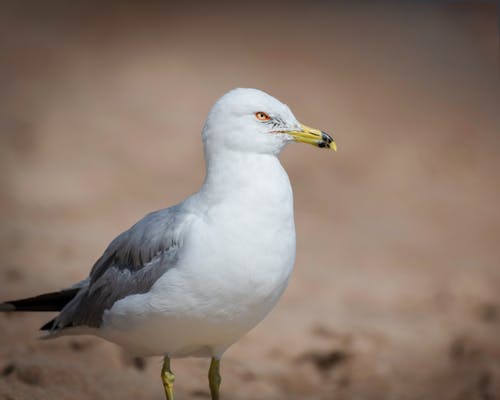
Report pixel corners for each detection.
[255,111,270,121]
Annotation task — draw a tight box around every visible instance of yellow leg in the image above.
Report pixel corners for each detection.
[161,356,175,400]
[208,357,221,400]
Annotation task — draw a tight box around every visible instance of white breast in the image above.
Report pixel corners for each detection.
[101,154,296,357]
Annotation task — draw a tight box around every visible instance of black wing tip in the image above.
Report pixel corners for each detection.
[0,301,57,331]
[0,288,80,313]
[0,302,15,311]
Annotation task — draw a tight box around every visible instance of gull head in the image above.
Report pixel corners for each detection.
[202,88,336,156]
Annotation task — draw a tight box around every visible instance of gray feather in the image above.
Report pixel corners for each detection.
[51,206,188,330]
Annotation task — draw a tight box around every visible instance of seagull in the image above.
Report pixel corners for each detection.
[0,88,336,399]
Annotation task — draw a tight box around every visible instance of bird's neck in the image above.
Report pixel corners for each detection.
[199,149,292,205]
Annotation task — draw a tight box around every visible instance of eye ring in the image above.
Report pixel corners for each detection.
[255,111,270,121]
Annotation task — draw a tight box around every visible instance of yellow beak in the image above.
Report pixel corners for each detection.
[285,123,337,151]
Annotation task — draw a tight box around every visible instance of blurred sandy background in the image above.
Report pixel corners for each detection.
[1,1,499,399]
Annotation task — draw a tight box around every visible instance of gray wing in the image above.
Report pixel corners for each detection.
[51,206,189,330]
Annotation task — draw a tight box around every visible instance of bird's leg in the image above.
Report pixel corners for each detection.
[161,356,175,400]
[208,357,222,400]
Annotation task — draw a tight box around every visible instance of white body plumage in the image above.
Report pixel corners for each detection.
[100,95,298,358]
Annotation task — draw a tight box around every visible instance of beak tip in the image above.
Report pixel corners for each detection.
[320,130,337,152]
[295,124,337,152]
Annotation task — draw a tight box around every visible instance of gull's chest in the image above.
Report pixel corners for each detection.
[176,202,295,334]
[205,171,294,264]
[209,200,295,270]
[180,174,297,305]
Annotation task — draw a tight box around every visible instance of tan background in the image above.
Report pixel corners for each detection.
[1,2,499,399]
